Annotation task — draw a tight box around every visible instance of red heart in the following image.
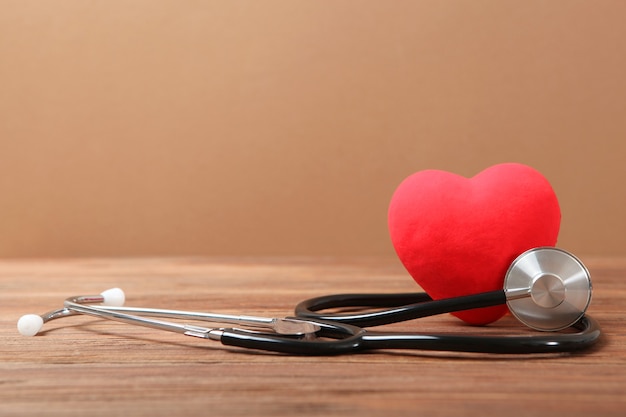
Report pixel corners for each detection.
[388,163,561,325]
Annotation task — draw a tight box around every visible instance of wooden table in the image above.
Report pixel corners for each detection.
[1,257,625,416]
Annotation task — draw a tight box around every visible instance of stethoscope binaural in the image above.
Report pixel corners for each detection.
[18,247,601,355]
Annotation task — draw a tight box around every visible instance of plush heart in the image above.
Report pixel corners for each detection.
[388,163,561,325]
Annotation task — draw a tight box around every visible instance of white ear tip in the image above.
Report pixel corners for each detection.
[101,288,125,307]
[18,314,44,336]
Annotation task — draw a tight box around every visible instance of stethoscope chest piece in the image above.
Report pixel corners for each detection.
[504,247,592,331]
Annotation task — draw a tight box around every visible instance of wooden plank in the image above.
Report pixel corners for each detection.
[1,257,624,416]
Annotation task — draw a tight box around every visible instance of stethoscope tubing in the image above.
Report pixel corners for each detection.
[217,315,601,355]
[294,290,506,327]
[358,315,601,354]
[288,288,601,355]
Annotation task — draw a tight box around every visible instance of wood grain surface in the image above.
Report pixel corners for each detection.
[1,257,625,416]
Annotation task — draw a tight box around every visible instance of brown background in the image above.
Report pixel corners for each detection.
[1,0,625,258]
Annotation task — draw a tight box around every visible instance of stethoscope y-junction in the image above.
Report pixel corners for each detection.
[18,247,601,355]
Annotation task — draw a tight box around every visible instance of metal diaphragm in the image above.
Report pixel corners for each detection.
[504,247,592,331]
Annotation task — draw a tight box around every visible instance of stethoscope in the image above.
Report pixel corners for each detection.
[18,247,601,355]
